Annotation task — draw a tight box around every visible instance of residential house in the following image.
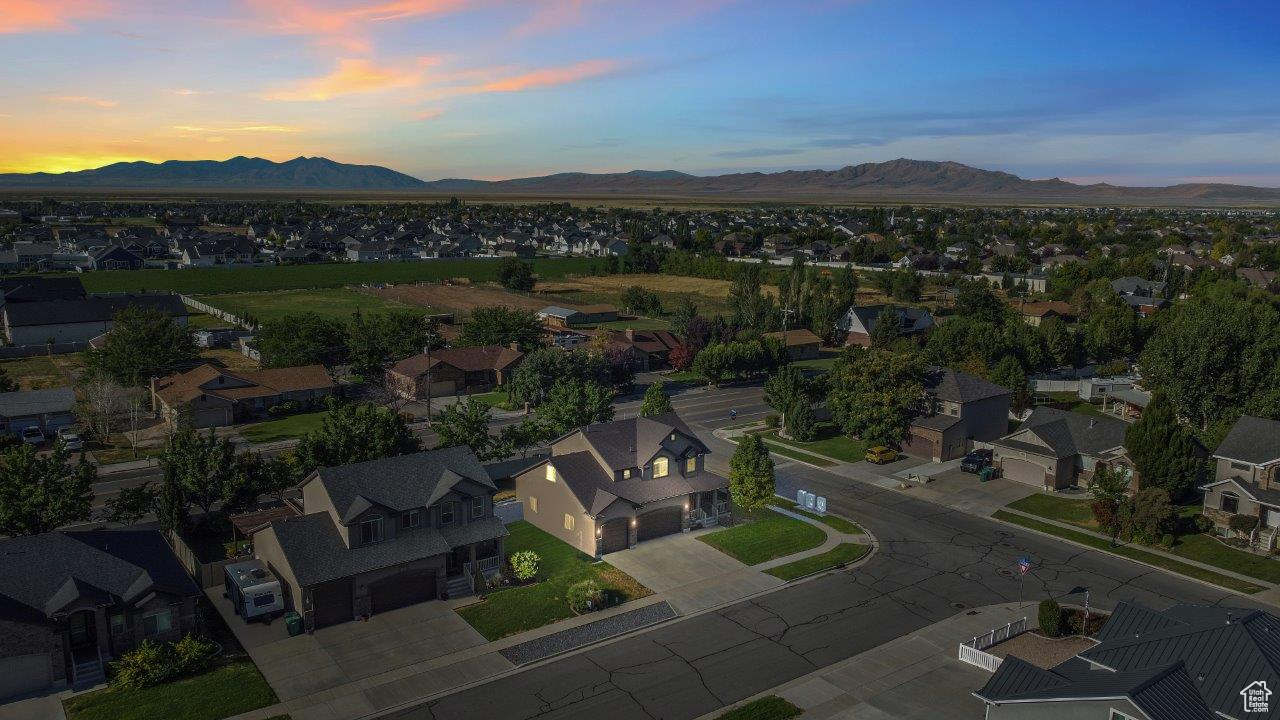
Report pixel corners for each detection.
[514,413,729,557]
[992,407,1129,490]
[253,446,506,630]
[762,329,823,360]
[902,367,1011,462]
[0,387,76,438]
[0,530,200,698]
[838,304,934,347]
[975,601,1275,720]
[1237,267,1278,289]
[1014,300,1075,326]
[1201,416,1280,540]
[1111,276,1170,315]
[151,364,336,428]
[576,327,681,371]
[385,344,524,400]
[88,245,145,271]
[2,293,188,345]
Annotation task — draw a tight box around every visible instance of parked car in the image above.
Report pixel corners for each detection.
[20,426,45,446]
[960,449,993,473]
[56,427,84,451]
[865,445,898,464]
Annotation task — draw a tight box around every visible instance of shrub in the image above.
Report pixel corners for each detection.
[109,639,175,690]
[1230,514,1259,535]
[267,400,299,416]
[1090,500,1117,533]
[1038,598,1063,638]
[1160,533,1175,549]
[509,550,540,582]
[566,579,604,614]
[171,634,216,675]
[472,566,486,595]
[764,414,780,429]
[1194,515,1215,533]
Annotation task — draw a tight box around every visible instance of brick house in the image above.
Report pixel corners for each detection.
[385,344,524,399]
[151,363,337,429]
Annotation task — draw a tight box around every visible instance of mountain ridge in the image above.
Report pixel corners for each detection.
[2,156,1279,203]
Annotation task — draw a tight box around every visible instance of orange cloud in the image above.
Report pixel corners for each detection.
[52,95,117,107]
[241,0,467,50]
[262,57,431,101]
[0,0,108,34]
[474,59,618,93]
[172,124,302,133]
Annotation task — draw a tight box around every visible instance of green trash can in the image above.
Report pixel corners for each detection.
[284,612,303,636]
[979,466,996,483]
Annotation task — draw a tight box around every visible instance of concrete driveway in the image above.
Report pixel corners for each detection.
[603,530,783,615]
[206,588,488,703]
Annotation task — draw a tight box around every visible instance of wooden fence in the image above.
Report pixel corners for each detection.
[957,617,1027,672]
[167,529,238,589]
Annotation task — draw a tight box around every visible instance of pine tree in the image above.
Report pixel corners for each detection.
[1124,393,1202,499]
[640,380,673,417]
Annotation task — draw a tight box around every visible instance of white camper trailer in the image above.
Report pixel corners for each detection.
[224,559,284,621]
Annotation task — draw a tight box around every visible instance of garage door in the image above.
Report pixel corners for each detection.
[637,507,683,541]
[599,518,629,554]
[370,568,437,615]
[310,579,354,628]
[1001,458,1046,487]
[900,431,938,460]
[0,654,51,700]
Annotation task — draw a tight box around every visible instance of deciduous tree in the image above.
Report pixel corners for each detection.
[640,380,673,417]
[537,378,614,435]
[729,434,775,510]
[0,443,95,536]
[85,305,198,385]
[827,348,923,447]
[294,399,421,475]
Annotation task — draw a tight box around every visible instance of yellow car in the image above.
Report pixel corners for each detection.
[864,446,898,464]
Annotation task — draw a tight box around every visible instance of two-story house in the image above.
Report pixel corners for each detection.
[513,413,730,557]
[901,367,1012,462]
[252,446,506,631]
[1201,415,1280,542]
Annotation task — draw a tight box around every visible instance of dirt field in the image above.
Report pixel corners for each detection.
[362,282,549,317]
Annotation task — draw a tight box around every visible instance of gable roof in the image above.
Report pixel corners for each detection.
[0,530,199,621]
[3,293,188,327]
[924,366,1012,404]
[1215,415,1280,465]
[577,412,709,472]
[388,344,523,378]
[310,445,496,523]
[997,407,1127,459]
[976,657,1215,720]
[153,363,334,407]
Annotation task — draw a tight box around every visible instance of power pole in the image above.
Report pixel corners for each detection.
[423,328,437,422]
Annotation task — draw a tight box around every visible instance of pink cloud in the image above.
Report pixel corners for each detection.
[1,0,109,34]
[263,57,435,101]
[472,58,619,93]
[239,0,467,50]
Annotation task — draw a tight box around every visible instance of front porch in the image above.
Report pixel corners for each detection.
[688,489,731,528]
[443,539,504,598]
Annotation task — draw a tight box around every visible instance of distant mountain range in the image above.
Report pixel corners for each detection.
[3,156,1279,204]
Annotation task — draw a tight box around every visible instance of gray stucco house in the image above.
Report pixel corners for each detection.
[514,413,729,557]
[252,446,507,631]
[0,387,75,437]
[975,601,1273,720]
[993,408,1129,490]
[901,367,1012,462]
[0,530,201,700]
[1201,415,1280,543]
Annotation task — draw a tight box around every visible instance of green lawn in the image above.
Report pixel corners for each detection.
[1006,494,1097,529]
[595,318,672,331]
[792,354,840,372]
[468,390,512,410]
[456,521,651,641]
[238,411,329,443]
[194,288,428,324]
[63,660,277,720]
[765,543,870,580]
[992,510,1265,594]
[742,433,836,468]
[65,258,596,295]
[718,696,802,720]
[763,423,867,464]
[698,508,827,565]
[184,312,230,330]
[780,501,865,534]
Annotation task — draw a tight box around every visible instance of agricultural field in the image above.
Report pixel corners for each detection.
[194,288,431,324]
[73,257,595,295]
[365,282,549,316]
[534,273,776,318]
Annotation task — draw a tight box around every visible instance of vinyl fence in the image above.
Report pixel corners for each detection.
[178,294,257,330]
[957,617,1027,672]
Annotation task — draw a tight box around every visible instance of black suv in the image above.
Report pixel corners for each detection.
[960,449,993,473]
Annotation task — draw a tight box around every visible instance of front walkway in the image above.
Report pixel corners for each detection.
[697,603,1027,720]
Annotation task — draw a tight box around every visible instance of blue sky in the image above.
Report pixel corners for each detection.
[2,0,1278,184]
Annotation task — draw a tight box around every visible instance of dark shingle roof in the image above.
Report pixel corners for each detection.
[0,530,199,620]
[0,387,75,417]
[578,412,708,472]
[997,407,1127,458]
[311,446,496,523]
[3,294,188,327]
[924,366,1012,404]
[1215,415,1280,465]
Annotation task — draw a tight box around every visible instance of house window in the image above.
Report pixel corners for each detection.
[1109,711,1139,720]
[471,496,484,519]
[685,457,697,474]
[1232,461,1253,472]
[359,517,384,544]
[142,609,174,637]
[110,613,126,636]
[564,513,575,531]
[623,469,632,479]
[652,458,669,478]
[440,503,455,525]
[1221,492,1240,514]
[529,496,538,513]
[546,465,556,482]
[404,510,420,529]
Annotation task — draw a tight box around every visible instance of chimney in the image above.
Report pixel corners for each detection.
[509,342,520,351]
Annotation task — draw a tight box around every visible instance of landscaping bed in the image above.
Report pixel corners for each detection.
[63,659,276,720]
[718,695,802,720]
[765,543,869,581]
[698,507,827,566]
[456,521,651,641]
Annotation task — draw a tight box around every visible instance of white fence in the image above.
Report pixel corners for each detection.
[1033,379,1080,394]
[179,294,257,330]
[957,617,1026,672]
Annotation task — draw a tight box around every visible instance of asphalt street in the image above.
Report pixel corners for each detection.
[382,406,1261,720]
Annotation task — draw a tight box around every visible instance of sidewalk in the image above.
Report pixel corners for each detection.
[696,603,1027,720]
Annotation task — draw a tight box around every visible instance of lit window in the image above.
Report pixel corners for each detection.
[471,496,484,519]
[530,496,538,513]
[441,503,455,525]
[623,469,632,479]
[546,465,556,482]
[143,609,173,637]
[685,457,697,473]
[564,514,575,531]
[652,457,669,478]
[360,517,383,544]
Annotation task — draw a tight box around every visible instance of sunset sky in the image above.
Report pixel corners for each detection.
[1,0,1278,185]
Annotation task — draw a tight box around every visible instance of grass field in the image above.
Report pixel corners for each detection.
[194,288,429,324]
[455,521,651,640]
[238,411,328,443]
[535,273,773,319]
[717,696,802,720]
[764,543,869,580]
[729,431,837,468]
[764,423,867,464]
[63,659,276,720]
[64,257,595,295]
[698,507,827,565]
